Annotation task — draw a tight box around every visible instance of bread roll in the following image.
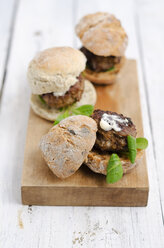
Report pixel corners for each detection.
[85,149,144,175]
[27,47,87,95]
[40,115,97,179]
[76,12,128,57]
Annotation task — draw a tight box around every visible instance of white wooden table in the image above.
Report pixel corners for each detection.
[0,0,164,247]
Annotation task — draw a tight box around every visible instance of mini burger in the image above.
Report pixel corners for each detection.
[75,12,128,85]
[27,47,97,121]
[85,110,148,183]
[39,109,148,183]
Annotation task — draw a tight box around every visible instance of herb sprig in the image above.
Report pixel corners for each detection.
[127,136,148,164]
[127,135,137,164]
[106,154,123,184]
[106,136,148,184]
[54,104,94,125]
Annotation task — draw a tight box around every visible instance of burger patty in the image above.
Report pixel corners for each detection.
[92,110,137,152]
[80,47,121,72]
[41,75,84,108]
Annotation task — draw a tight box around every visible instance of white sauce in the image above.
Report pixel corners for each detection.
[100,113,129,132]
[53,91,66,97]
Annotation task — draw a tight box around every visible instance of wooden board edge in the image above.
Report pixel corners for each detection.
[21,185,149,207]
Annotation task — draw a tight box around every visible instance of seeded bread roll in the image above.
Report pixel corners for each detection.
[39,115,97,179]
[75,12,128,57]
[85,149,144,175]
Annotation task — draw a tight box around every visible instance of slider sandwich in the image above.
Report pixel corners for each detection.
[75,12,128,85]
[39,110,148,183]
[85,110,148,183]
[27,47,97,121]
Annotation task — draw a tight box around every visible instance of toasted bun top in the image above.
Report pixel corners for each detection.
[40,115,97,178]
[27,47,87,94]
[28,47,86,75]
[75,12,128,56]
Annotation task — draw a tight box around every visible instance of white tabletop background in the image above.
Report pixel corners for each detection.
[0,0,164,247]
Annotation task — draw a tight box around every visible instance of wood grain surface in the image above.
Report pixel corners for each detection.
[1,0,164,247]
[21,59,149,206]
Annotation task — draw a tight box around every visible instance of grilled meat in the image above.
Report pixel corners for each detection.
[80,47,121,72]
[92,109,137,152]
[41,75,84,108]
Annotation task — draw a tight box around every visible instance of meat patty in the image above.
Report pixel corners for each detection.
[41,75,84,108]
[80,47,121,72]
[92,109,137,152]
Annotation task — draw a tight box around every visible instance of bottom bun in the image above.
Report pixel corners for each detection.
[30,79,97,121]
[85,149,144,175]
[83,57,125,85]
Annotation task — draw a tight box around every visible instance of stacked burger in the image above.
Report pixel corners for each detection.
[28,47,97,121]
[40,110,147,183]
[75,12,128,84]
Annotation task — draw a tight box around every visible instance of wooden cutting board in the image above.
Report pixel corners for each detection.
[21,59,149,206]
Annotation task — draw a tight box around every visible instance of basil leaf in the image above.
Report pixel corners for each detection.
[106,154,123,184]
[72,105,94,116]
[136,137,148,150]
[38,95,46,105]
[54,105,94,125]
[127,135,137,164]
[106,66,115,72]
[53,110,70,125]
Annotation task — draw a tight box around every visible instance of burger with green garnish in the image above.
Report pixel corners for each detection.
[75,12,128,85]
[27,47,97,121]
[39,108,148,183]
[85,110,148,183]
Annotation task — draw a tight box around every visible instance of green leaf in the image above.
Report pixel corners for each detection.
[136,137,148,150]
[127,135,137,164]
[53,110,70,125]
[38,95,46,105]
[72,105,94,116]
[106,66,115,72]
[106,154,123,184]
[53,104,94,125]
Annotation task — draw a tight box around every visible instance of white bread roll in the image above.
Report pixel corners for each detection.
[27,47,87,95]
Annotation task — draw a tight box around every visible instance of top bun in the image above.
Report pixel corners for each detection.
[40,115,97,179]
[75,12,128,57]
[27,47,86,95]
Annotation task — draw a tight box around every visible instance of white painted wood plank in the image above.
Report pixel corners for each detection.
[75,0,164,247]
[0,0,16,89]
[0,0,75,247]
[0,0,164,247]
[136,0,164,218]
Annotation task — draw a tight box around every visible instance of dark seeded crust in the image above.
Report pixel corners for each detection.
[92,109,137,151]
[42,74,84,108]
[84,149,144,175]
[39,115,97,179]
[80,47,122,72]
